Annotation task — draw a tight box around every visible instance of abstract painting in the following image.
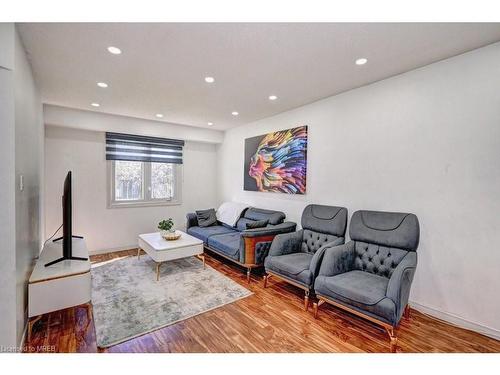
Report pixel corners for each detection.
[244,126,307,194]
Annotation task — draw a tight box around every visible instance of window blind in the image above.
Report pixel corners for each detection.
[105,132,185,164]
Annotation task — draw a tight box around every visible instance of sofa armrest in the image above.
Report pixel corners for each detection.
[238,222,296,265]
[386,252,417,321]
[309,236,345,278]
[268,230,303,257]
[318,241,355,277]
[240,221,297,238]
[186,213,198,230]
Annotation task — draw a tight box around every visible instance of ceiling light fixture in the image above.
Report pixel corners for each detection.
[269,95,278,101]
[107,46,122,55]
[97,82,108,88]
[155,113,164,118]
[91,102,100,107]
[207,122,213,126]
[204,76,215,83]
[355,58,368,65]
[231,111,239,116]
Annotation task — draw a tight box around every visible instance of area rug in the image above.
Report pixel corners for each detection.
[91,255,252,347]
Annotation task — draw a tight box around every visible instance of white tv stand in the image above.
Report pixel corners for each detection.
[28,238,92,340]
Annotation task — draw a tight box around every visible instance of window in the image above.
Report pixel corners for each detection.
[109,160,181,207]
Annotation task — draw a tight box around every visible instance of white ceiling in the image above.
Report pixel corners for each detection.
[18,23,500,131]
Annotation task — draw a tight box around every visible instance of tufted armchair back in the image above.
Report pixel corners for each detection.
[300,204,348,253]
[349,210,420,278]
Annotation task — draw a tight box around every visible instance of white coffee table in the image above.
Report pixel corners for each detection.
[138,230,204,280]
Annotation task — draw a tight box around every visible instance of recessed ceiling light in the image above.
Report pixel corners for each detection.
[155,113,164,118]
[269,95,278,101]
[204,76,215,83]
[97,82,108,88]
[107,46,122,55]
[207,122,213,126]
[355,58,368,65]
[231,111,239,116]
[91,103,100,107]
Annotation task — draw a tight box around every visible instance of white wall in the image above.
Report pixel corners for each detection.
[14,28,44,344]
[0,23,17,349]
[0,24,43,348]
[45,125,218,253]
[217,42,500,338]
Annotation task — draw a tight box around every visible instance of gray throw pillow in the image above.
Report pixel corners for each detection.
[246,219,269,229]
[196,209,217,227]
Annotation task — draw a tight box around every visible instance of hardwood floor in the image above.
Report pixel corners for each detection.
[24,249,500,353]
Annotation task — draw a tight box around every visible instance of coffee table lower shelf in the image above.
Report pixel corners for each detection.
[137,248,205,280]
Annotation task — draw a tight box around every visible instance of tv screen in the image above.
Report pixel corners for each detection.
[62,171,72,258]
[45,171,87,267]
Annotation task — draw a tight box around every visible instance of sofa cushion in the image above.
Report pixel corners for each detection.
[207,232,241,260]
[265,252,314,287]
[314,270,396,324]
[235,217,255,231]
[246,219,269,229]
[243,207,285,225]
[316,270,388,305]
[196,208,217,227]
[187,225,236,244]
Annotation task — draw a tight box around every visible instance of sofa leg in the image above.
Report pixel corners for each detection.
[404,305,411,320]
[263,274,271,288]
[304,290,310,311]
[386,327,398,353]
[246,268,251,284]
[313,299,324,319]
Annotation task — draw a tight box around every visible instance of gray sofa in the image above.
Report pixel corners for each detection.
[263,204,348,311]
[313,210,420,351]
[186,207,296,282]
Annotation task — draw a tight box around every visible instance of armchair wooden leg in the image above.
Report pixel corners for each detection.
[263,273,272,288]
[246,268,251,284]
[304,290,310,311]
[313,299,324,319]
[404,305,411,320]
[386,327,398,353]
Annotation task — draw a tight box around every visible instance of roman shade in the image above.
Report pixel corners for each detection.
[105,132,185,164]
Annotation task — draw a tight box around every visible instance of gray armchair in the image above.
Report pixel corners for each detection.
[313,210,420,351]
[263,204,348,310]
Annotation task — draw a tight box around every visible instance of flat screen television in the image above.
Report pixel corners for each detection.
[45,171,87,267]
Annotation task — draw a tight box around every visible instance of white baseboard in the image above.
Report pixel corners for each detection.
[18,321,27,352]
[89,244,137,256]
[410,301,500,341]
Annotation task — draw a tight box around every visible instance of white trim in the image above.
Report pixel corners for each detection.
[88,244,138,256]
[107,160,182,208]
[19,316,28,352]
[409,301,500,341]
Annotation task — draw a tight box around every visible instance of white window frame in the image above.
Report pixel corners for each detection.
[108,160,182,208]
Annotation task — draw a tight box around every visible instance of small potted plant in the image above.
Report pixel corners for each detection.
[158,218,175,239]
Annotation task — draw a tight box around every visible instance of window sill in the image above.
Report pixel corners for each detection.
[108,200,182,209]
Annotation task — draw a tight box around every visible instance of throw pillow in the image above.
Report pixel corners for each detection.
[196,209,217,227]
[246,219,269,229]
